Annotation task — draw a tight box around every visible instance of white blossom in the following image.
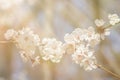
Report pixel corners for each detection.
[4,28,41,64]
[95,19,105,27]
[3,13,120,70]
[64,33,75,44]
[64,27,99,70]
[108,14,120,25]
[4,29,17,40]
[72,45,97,71]
[64,27,100,48]
[15,28,40,59]
[40,38,65,63]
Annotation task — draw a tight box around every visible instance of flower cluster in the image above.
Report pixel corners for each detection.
[40,38,65,63]
[95,19,105,27]
[4,14,120,71]
[4,28,41,66]
[64,27,100,70]
[72,45,97,71]
[108,14,120,25]
[4,27,65,66]
[95,19,110,40]
[4,29,17,40]
[94,14,120,40]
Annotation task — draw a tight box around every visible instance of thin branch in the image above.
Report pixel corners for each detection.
[97,64,120,79]
[104,21,120,29]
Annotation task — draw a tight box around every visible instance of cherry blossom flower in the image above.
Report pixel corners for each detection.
[4,29,17,40]
[72,45,97,71]
[3,13,120,71]
[5,28,40,64]
[64,27,100,49]
[94,19,111,40]
[40,38,65,63]
[15,28,40,57]
[64,27,99,70]
[95,19,105,27]
[108,14,120,25]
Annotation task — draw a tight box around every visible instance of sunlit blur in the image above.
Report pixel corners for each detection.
[0,0,120,80]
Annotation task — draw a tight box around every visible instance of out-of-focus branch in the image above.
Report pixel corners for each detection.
[42,63,52,80]
[43,0,55,37]
[102,38,120,75]
[91,0,101,19]
[18,1,44,29]
[60,1,89,28]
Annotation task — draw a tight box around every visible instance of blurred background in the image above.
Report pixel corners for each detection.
[0,0,120,80]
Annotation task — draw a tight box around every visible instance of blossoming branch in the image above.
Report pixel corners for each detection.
[2,13,120,79]
[1,14,120,79]
[3,13,120,69]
